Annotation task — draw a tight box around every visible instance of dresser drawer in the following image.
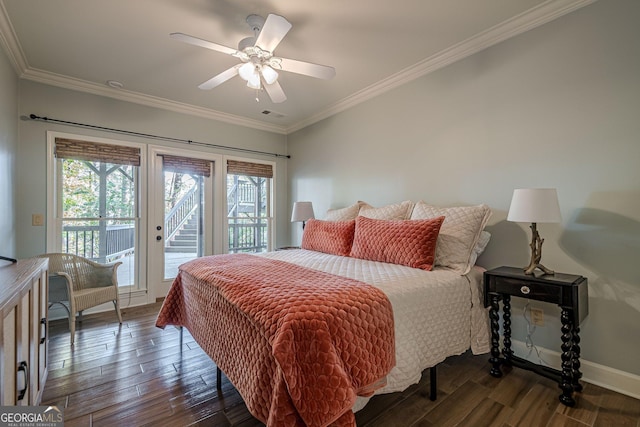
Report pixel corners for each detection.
[490,276,562,304]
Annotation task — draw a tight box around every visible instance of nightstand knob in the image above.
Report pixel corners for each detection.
[520,286,531,295]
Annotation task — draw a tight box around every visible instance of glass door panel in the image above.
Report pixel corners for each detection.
[148,147,217,300]
[58,159,139,289]
[163,171,204,279]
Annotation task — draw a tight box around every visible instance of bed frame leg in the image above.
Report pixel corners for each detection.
[178,326,183,350]
[430,365,437,401]
[216,366,222,390]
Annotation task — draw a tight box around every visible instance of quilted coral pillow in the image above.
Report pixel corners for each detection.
[410,202,492,274]
[350,216,445,270]
[359,200,414,220]
[324,202,364,221]
[301,219,356,256]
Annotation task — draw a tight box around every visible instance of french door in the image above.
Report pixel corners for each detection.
[47,134,249,305]
[147,146,223,299]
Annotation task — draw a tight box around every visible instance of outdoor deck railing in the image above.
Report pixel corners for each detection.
[165,185,199,243]
[228,217,269,253]
[63,218,269,259]
[62,223,135,263]
[62,183,268,260]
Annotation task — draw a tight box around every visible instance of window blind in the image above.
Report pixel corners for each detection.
[227,160,273,178]
[162,155,212,177]
[55,138,141,166]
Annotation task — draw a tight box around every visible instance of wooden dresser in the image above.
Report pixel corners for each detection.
[0,258,49,405]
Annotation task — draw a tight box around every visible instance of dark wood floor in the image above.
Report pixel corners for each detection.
[42,303,640,427]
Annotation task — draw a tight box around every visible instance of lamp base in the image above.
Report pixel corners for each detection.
[523,222,554,276]
[523,262,554,276]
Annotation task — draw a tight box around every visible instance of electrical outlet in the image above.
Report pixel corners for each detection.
[530,307,544,326]
[32,213,44,226]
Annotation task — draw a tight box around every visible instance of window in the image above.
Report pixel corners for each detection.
[53,138,140,288]
[226,160,273,253]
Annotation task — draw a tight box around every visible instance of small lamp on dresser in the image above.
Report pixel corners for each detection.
[507,188,561,275]
[291,201,315,229]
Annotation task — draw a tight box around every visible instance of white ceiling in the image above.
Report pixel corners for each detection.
[0,0,593,134]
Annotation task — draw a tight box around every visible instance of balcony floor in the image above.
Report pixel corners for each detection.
[115,251,197,287]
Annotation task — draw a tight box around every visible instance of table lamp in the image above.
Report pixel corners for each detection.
[291,201,315,229]
[507,188,561,275]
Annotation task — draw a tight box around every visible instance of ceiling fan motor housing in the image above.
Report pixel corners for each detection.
[238,36,256,52]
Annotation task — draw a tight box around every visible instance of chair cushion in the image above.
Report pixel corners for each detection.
[73,286,118,313]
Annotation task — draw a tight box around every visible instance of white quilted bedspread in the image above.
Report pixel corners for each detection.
[259,249,490,401]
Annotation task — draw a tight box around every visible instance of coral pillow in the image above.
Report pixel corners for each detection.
[350,216,445,270]
[301,219,356,256]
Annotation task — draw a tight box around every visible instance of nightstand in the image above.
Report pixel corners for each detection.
[483,266,589,407]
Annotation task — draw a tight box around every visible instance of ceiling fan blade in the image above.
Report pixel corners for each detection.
[279,57,336,80]
[198,65,240,90]
[264,80,287,103]
[170,32,237,56]
[255,14,292,53]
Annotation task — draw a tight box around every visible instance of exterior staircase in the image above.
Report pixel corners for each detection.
[165,214,198,253]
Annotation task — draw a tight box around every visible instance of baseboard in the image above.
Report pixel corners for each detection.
[510,338,640,400]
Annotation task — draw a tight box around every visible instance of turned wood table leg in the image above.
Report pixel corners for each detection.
[489,293,503,377]
[502,295,513,362]
[560,309,576,406]
[571,325,583,392]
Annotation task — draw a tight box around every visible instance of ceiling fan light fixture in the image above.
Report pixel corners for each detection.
[238,62,255,81]
[247,71,261,89]
[261,65,278,84]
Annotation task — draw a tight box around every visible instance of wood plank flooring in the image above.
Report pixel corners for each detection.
[43,303,640,426]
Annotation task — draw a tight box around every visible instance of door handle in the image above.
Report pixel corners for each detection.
[40,318,47,344]
[17,361,28,401]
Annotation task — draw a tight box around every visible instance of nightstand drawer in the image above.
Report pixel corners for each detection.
[489,276,561,304]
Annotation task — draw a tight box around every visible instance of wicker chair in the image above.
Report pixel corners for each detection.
[37,253,123,345]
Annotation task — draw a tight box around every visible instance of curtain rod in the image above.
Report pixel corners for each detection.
[25,114,290,159]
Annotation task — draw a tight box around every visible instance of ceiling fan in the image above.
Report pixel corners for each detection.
[171,14,336,103]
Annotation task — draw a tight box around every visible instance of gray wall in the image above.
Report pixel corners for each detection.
[287,1,640,376]
[16,81,289,258]
[0,46,17,259]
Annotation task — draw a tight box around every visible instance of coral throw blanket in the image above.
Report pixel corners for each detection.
[156,254,395,426]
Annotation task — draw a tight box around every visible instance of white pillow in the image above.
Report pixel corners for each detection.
[324,202,363,221]
[468,231,491,268]
[410,202,492,274]
[359,200,414,220]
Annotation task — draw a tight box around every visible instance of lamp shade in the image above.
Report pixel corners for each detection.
[291,201,315,222]
[507,188,561,223]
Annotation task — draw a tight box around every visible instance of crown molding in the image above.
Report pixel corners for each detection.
[1,0,595,136]
[285,0,597,133]
[21,68,288,134]
[0,1,27,73]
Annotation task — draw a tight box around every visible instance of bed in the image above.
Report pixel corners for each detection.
[156,201,492,426]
